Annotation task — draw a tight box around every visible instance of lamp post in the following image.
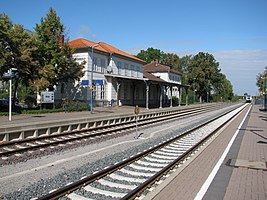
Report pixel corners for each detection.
[90,43,99,114]
[9,69,12,121]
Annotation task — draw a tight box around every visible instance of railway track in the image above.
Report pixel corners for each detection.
[0,103,226,161]
[36,103,248,200]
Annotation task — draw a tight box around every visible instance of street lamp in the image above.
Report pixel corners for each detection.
[90,43,99,114]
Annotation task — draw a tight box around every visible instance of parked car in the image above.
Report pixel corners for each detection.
[0,99,22,113]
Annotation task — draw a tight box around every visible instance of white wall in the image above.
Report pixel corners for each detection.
[112,57,143,79]
[55,48,145,106]
[150,72,181,99]
[73,52,89,80]
[152,72,181,85]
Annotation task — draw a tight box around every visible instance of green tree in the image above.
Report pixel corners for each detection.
[0,14,12,71]
[34,8,84,91]
[187,52,221,102]
[0,13,39,107]
[212,72,233,101]
[136,48,234,103]
[177,55,192,74]
[256,66,267,95]
[176,55,192,86]
[136,47,165,64]
[161,53,181,71]
[224,78,234,100]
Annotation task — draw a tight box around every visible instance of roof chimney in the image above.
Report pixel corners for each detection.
[155,59,158,66]
[58,35,64,46]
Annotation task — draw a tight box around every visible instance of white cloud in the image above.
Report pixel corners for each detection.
[76,25,97,41]
[125,47,267,96]
[211,49,267,96]
[124,48,142,55]
[176,49,267,96]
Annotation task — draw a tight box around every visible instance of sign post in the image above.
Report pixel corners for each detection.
[81,80,89,111]
[134,105,140,139]
[3,68,18,121]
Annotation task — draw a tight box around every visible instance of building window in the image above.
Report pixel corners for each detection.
[93,58,97,71]
[117,61,122,75]
[137,65,141,77]
[100,85,105,99]
[93,90,96,99]
[131,65,134,76]
[135,66,140,77]
[124,63,129,76]
[97,58,101,72]
[101,59,106,73]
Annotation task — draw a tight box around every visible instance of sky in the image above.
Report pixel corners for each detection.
[1,0,267,96]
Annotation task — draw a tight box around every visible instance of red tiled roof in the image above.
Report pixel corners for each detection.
[144,61,181,75]
[98,42,145,63]
[143,72,166,82]
[68,38,145,63]
[68,38,108,52]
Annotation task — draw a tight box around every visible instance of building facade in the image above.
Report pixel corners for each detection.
[55,38,146,107]
[144,60,182,98]
[55,38,187,109]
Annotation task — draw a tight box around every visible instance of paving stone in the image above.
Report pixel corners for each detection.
[150,105,267,200]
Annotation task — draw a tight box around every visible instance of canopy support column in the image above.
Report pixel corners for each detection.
[179,86,182,106]
[116,79,121,106]
[144,80,150,110]
[159,84,163,108]
[170,86,173,107]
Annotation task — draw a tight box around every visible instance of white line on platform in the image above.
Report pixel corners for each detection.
[194,105,251,200]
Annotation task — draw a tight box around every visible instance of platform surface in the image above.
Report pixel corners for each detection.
[1,104,266,199]
[149,104,267,200]
[0,106,136,128]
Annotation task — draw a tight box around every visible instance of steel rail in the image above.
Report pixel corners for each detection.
[0,103,224,146]
[122,104,248,199]
[0,104,223,157]
[36,103,246,200]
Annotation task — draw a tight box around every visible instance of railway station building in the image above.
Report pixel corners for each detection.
[55,38,187,109]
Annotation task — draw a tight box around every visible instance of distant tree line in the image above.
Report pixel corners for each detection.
[136,48,234,102]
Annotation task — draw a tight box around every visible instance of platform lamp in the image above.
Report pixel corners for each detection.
[90,43,99,114]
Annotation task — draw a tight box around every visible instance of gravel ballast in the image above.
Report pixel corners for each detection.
[0,104,241,199]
